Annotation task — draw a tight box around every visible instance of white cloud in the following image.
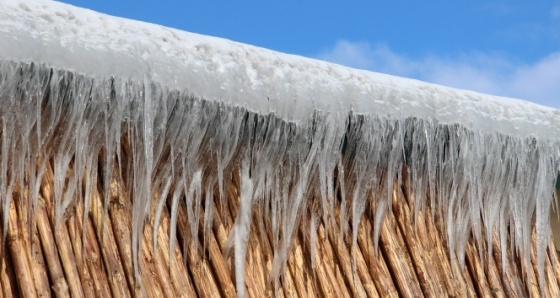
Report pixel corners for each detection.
[316,40,420,76]
[509,53,560,108]
[315,40,376,70]
[316,40,560,108]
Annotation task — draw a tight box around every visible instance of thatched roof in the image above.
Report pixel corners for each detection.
[1,1,560,297]
[3,169,560,297]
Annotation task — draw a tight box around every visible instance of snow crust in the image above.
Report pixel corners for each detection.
[1,0,560,296]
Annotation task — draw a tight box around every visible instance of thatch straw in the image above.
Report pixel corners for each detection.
[2,166,560,297]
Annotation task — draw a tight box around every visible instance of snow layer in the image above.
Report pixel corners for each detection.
[1,0,560,296]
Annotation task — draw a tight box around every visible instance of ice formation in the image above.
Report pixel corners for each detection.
[1,0,560,296]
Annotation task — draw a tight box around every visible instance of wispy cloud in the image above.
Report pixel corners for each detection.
[316,40,560,108]
[482,1,517,16]
[509,53,560,107]
[496,2,560,44]
[552,1,560,18]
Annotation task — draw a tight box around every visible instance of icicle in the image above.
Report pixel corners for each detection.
[168,168,185,267]
[0,111,12,234]
[230,160,253,298]
[203,178,215,249]
[185,170,203,252]
[153,172,172,250]
[310,212,318,271]
[1,58,560,295]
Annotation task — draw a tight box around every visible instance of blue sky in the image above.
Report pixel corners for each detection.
[59,0,560,109]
